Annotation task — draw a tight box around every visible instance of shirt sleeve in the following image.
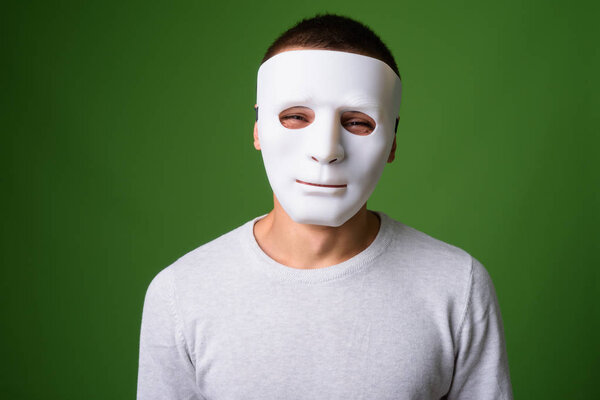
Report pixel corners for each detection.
[137,267,204,400]
[446,257,514,400]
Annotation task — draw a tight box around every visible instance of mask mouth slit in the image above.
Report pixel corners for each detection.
[295,179,347,188]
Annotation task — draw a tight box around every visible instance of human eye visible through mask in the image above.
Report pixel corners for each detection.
[279,106,315,129]
[340,111,376,135]
[278,108,376,135]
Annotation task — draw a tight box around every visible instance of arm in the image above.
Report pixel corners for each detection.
[446,258,513,399]
[137,268,205,400]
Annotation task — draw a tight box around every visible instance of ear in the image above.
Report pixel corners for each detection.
[387,135,397,163]
[253,121,261,150]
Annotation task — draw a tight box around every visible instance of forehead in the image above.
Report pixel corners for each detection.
[257,50,401,109]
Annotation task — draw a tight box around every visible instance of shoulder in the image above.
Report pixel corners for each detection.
[378,212,495,307]
[145,218,257,295]
[378,213,500,335]
[380,212,474,273]
[174,220,251,269]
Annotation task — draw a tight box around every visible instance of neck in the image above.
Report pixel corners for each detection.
[253,195,380,269]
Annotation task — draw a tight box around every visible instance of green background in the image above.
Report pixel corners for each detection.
[2,0,598,398]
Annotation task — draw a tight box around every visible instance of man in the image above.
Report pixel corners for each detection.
[137,14,513,400]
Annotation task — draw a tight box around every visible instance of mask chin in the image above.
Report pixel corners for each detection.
[256,50,402,227]
[282,196,362,227]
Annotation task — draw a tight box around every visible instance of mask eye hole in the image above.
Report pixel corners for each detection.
[279,107,315,129]
[341,111,376,136]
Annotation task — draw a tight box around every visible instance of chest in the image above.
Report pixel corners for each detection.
[187,281,455,400]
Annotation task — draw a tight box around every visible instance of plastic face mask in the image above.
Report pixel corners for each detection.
[256,50,402,227]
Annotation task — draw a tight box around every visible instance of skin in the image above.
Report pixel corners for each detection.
[252,47,398,270]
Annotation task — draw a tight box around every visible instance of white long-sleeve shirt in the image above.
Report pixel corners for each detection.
[137,212,513,399]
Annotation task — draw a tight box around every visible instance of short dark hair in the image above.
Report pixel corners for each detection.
[262,14,400,79]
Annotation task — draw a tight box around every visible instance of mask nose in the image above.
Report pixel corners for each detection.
[307,114,345,165]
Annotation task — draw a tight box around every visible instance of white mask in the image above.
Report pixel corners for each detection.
[256,50,402,227]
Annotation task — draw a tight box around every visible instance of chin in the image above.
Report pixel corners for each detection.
[292,216,345,227]
[288,206,358,228]
[277,190,364,227]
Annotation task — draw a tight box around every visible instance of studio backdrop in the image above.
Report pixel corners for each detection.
[2,0,598,398]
